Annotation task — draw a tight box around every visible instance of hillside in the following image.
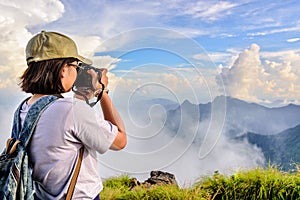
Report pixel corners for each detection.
[100,167,300,199]
[239,124,300,170]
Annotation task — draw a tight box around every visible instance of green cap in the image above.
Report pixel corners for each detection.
[26,30,92,65]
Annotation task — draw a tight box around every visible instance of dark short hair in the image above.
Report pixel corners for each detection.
[20,58,77,94]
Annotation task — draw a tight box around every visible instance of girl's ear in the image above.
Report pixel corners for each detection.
[61,64,68,78]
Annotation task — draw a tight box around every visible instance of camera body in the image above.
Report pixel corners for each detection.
[73,63,102,90]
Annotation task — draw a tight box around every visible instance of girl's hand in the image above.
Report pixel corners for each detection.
[86,68,108,90]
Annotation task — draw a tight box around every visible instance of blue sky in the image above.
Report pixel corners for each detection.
[0,0,300,185]
[33,0,300,53]
[0,0,299,105]
[23,0,300,105]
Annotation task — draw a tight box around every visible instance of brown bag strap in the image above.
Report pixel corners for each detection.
[66,147,84,200]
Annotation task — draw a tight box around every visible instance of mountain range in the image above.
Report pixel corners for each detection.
[238,125,300,171]
[156,96,300,171]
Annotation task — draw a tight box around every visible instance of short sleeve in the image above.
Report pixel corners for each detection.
[71,99,118,154]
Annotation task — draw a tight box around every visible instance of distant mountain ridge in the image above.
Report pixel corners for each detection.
[165,96,300,136]
[237,124,300,170]
[157,95,300,171]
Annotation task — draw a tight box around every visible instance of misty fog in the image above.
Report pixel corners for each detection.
[98,96,267,187]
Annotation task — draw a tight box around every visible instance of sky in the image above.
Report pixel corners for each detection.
[0,0,299,105]
[0,0,300,185]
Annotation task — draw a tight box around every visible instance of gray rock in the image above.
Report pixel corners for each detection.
[145,171,177,185]
[129,171,178,190]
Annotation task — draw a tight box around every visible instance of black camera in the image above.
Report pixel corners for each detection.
[73,62,102,90]
[72,63,105,107]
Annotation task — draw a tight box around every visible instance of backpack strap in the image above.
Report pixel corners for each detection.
[18,95,59,147]
[11,97,30,140]
[66,147,84,200]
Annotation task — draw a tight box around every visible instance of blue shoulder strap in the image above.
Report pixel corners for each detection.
[11,95,59,148]
[11,98,29,140]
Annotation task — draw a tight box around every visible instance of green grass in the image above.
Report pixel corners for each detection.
[100,167,300,200]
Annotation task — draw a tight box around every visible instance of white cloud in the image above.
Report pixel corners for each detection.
[194,52,232,65]
[166,27,207,38]
[92,55,121,71]
[70,34,103,61]
[40,0,244,39]
[0,0,64,26]
[247,25,300,37]
[108,66,219,105]
[287,38,300,43]
[217,43,300,103]
[183,1,238,21]
[260,49,300,80]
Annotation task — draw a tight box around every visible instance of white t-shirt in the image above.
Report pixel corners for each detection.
[21,97,118,199]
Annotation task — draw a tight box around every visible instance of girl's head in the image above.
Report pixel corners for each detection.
[20,31,92,94]
[20,58,79,94]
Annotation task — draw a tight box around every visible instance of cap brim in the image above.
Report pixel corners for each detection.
[77,55,92,65]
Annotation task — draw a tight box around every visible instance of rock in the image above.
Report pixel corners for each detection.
[130,171,178,190]
[143,171,178,188]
